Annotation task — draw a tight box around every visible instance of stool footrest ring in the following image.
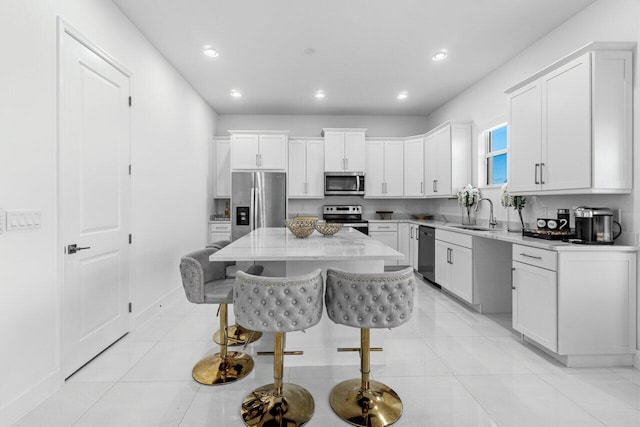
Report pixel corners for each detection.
[337,347,383,352]
[257,350,304,356]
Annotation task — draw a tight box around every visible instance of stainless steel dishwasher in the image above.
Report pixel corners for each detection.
[418,226,436,284]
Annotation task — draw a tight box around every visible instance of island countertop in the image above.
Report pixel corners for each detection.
[209,227,404,262]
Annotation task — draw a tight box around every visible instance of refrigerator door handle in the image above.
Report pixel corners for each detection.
[250,187,256,231]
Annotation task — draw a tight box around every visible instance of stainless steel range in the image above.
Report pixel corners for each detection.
[322,205,369,235]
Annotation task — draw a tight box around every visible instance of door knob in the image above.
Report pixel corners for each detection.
[67,244,91,254]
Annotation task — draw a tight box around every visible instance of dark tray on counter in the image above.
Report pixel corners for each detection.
[522,229,575,240]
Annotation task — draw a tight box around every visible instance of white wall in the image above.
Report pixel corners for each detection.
[424,0,640,245]
[216,114,429,137]
[0,1,216,423]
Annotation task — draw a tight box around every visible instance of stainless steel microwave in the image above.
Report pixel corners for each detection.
[324,172,365,196]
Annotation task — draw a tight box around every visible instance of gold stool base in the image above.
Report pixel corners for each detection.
[192,351,254,385]
[329,378,403,427]
[214,324,263,346]
[241,383,315,427]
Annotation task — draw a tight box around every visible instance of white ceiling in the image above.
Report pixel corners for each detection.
[112,0,597,116]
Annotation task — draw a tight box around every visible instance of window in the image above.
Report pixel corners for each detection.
[485,124,507,185]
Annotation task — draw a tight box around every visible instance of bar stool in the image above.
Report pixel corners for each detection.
[325,267,415,427]
[234,268,324,427]
[205,240,262,347]
[179,247,264,385]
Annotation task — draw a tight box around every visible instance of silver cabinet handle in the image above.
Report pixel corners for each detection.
[511,267,516,290]
[416,228,419,241]
[410,227,414,239]
[535,163,540,184]
[520,253,542,260]
[304,182,308,194]
[378,226,390,229]
[256,153,260,167]
[420,181,424,194]
[540,162,545,184]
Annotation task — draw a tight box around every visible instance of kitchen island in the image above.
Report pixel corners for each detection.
[210,226,404,277]
[209,227,406,364]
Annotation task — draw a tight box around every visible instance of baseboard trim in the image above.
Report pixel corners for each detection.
[132,286,183,329]
[0,369,61,425]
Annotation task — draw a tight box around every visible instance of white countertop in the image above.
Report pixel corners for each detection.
[209,227,405,262]
[368,218,638,252]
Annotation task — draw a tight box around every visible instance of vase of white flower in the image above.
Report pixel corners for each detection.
[457,184,479,225]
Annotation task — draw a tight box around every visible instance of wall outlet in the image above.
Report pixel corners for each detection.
[0,208,5,234]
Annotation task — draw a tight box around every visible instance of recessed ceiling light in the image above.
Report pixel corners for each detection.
[203,47,220,58]
[432,50,448,61]
[314,90,326,99]
[397,91,408,100]
[230,90,242,98]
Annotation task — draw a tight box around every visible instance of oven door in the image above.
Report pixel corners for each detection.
[324,173,365,196]
[342,223,369,235]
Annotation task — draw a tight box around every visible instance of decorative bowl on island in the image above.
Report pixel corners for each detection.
[314,222,343,236]
[284,218,317,238]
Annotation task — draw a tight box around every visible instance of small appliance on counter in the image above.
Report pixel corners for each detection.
[572,207,622,245]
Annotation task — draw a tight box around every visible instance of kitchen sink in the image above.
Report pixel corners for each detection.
[449,225,494,232]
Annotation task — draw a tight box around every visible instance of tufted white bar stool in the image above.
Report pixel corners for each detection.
[234,268,324,427]
[205,240,262,347]
[325,267,415,427]
[179,247,264,385]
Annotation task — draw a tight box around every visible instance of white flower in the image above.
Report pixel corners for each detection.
[457,184,479,208]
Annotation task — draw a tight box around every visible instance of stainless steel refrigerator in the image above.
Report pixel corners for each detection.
[231,171,287,240]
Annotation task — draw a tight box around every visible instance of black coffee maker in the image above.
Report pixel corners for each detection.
[574,207,622,244]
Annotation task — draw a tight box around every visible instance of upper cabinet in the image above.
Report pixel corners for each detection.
[365,140,404,198]
[404,137,424,197]
[229,131,288,170]
[288,138,324,198]
[423,121,471,198]
[323,128,366,172]
[213,138,231,197]
[506,43,633,195]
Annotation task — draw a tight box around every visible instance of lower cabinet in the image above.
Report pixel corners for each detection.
[397,222,410,266]
[209,222,231,243]
[512,244,637,364]
[409,223,420,270]
[369,222,398,266]
[435,233,473,303]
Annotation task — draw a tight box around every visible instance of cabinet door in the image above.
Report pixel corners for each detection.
[412,224,420,269]
[231,134,260,169]
[404,138,424,197]
[288,140,307,197]
[434,240,451,289]
[449,244,473,303]
[398,223,410,266]
[508,81,542,192]
[433,126,452,196]
[512,261,557,352]
[259,134,287,170]
[214,140,231,197]
[305,140,325,197]
[542,53,591,191]
[344,131,365,171]
[365,141,385,197]
[369,231,398,266]
[324,131,345,171]
[384,140,404,196]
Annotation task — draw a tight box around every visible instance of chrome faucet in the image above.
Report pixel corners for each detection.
[475,198,498,228]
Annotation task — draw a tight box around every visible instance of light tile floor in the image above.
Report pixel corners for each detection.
[14,275,640,426]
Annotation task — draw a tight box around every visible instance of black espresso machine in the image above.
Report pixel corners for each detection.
[573,207,622,245]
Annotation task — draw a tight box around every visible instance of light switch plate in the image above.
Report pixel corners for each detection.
[6,210,41,231]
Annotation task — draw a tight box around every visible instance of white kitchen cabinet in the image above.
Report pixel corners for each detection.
[435,231,473,303]
[512,249,558,352]
[369,222,399,266]
[213,138,231,197]
[209,222,232,243]
[229,131,287,170]
[404,137,424,197]
[423,121,471,198]
[397,222,410,265]
[512,243,637,365]
[365,140,404,198]
[323,128,366,172]
[507,43,633,195]
[288,139,324,198]
[408,223,420,270]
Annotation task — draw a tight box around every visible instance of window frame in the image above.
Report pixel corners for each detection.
[479,121,508,188]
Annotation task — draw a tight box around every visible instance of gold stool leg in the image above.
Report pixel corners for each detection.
[329,328,403,427]
[240,332,315,427]
[192,304,254,385]
[214,322,262,346]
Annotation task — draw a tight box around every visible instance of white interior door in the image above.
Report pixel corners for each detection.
[60,31,131,378]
